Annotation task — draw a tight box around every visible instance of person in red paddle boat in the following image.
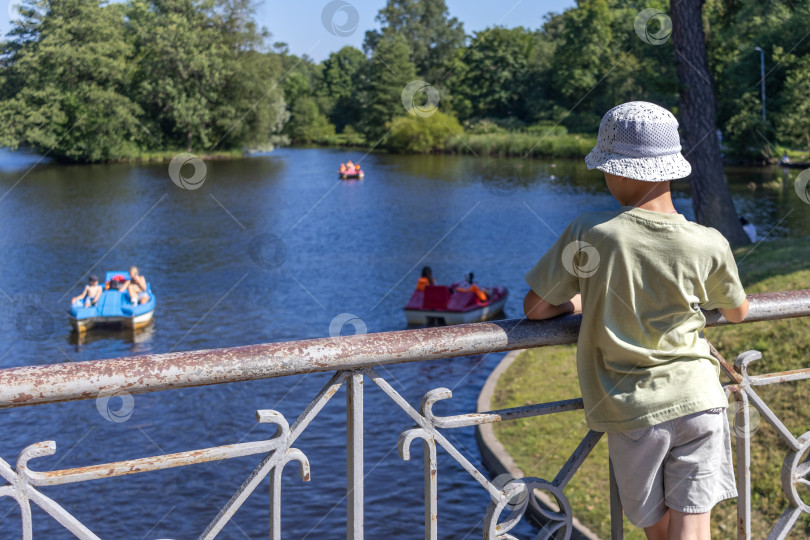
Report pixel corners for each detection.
[455,272,488,302]
[415,266,436,291]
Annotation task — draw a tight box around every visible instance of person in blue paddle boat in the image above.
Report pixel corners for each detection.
[126,266,150,305]
[71,275,102,308]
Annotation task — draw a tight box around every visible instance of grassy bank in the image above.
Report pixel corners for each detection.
[305,121,596,159]
[491,236,810,539]
[444,132,596,158]
[111,149,247,164]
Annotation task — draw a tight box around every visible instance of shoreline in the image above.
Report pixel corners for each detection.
[2,144,808,169]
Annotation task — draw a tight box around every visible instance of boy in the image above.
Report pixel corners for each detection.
[523,102,749,540]
[71,275,102,307]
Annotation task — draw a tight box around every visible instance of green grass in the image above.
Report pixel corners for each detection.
[445,132,596,159]
[113,148,247,163]
[492,236,810,539]
[308,131,367,147]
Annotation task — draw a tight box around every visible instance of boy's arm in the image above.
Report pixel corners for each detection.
[718,297,749,323]
[704,240,748,323]
[72,285,89,302]
[523,290,581,320]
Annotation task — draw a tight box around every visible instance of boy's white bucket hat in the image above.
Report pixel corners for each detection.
[585,101,692,182]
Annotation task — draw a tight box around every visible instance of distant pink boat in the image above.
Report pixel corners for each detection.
[404,283,508,325]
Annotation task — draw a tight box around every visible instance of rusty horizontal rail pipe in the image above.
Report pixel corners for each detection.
[0,289,808,410]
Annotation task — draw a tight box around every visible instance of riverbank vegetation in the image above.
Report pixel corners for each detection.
[491,235,810,539]
[1,0,809,163]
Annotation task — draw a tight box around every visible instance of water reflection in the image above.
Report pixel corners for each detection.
[68,321,156,351]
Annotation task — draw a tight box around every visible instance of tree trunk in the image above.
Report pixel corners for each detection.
[670,0,750,245]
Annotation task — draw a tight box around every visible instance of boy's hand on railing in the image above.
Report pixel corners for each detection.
[523,290,581,320]
[719,298,750,323]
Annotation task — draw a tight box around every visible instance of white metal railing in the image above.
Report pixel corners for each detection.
[0,289,808,539]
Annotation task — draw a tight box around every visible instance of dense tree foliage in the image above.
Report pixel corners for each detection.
[363,0,465,83]
[359,35,417,142]
[447,27,538,122]
[706,0,810,157]
[320,46,367,133]
[0,0,143,161]
[0,0,287,161]
[2,0,808,165]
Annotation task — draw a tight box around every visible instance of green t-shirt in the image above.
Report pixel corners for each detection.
[525,207,747,432]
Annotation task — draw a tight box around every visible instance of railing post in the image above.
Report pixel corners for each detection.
[609,458,624,540]
[423,435,438,540]
[734,390,752,540]
[347,371,364,539]
[270,463,282,540]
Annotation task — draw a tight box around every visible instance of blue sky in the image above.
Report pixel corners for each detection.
[2,0,575,62]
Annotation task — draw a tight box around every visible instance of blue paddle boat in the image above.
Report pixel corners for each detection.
[69,271,155,332]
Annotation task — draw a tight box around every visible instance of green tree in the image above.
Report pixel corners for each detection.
[209,0,288,150]
[447,27,537,122]
[363,0,464,82]
[547,0,615,132]
[705,0,810,156]
[128,0,287,152]
[0,0,144,162]
[128,0,226,150]
[286,97,335,143]
[321,46,367,132]
[777,56,810,150]
[359,35,417,141]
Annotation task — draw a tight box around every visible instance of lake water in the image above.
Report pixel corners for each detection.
[0,147,806,538]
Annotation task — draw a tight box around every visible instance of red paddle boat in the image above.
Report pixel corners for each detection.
[404,274,508,325]
[338,161,364,180]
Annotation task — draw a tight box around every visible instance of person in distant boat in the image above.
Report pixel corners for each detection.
[340,163,347,173]
[346,160,356,173]
[126,266,150,305]
[107,274,127,290]
[455,272,489,302]
[416,266,436,291]
[456,283,488,302]
[72,275,102,307]
[780,152,791,165]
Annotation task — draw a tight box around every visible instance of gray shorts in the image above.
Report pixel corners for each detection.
[607,409,737,528]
